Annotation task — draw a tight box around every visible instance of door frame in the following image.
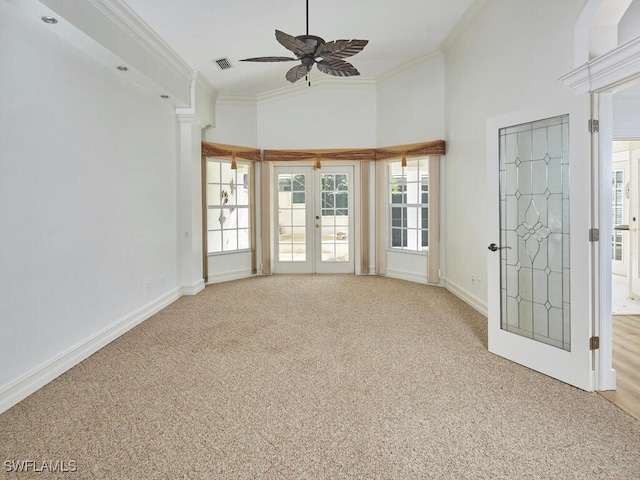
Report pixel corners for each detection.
[268,161,361,275]
[486,99,594,391]
[559,31,640,391]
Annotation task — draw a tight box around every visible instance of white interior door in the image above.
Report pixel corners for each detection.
[274,165,354,274]
[487,112,593,391]
[611,149,629,277]
[628,142,640,298]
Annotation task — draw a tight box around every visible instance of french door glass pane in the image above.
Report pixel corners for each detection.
[278,173,307,262]
[321,173,349,262]
[499,114,571,351]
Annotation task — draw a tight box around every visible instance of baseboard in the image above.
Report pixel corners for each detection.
[206,269,254,284]
[182,279,205,295]
[0,287,182,415]
[444,278,488,317]
[385,269,428,285]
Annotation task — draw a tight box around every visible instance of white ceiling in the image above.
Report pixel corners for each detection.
[123,0,475,97]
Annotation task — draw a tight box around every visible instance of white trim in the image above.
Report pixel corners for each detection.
[6,0,194,106]
[182,279,205,296]
[445,278,488,317]
[207,269,255,284]
[86,0,193,80]
[560,36,640,94]
[216,94,259,106]
[375,53,443,88]
[0,287,182,414]
[385,269,428,285]
[594,93,618,391]
[257,77,376,103]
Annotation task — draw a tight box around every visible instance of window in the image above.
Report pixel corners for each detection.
[612,169,624,261]
[388,158,428,252]
[206,160,252,253]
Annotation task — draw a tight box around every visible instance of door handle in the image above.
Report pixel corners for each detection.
[488,243,511,252]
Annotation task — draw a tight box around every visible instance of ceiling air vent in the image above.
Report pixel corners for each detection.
[214,57,232,70]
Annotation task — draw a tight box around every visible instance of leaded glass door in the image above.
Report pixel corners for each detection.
[274,165,354,274]
[487,113,593,391]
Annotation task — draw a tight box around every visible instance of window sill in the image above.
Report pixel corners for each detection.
[387,248,428,256]
[207,248,252,257]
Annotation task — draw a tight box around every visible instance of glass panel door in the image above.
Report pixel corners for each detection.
[487,112,592,391]
[499,115,570,350]
[316,167,354,274]
[274,167,314,274]
[274,165,355,274]
[611,145,630,278]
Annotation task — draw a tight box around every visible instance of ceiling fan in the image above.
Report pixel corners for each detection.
[239,0,368,84]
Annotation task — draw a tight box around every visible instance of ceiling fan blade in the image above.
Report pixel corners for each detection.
[285,64,311,83]
[276,30,315,57]
[239,56,297,62]
[316,59,360,77]
[315,39,369,60]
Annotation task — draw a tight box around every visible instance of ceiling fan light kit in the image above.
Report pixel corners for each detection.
[239,0,368,85]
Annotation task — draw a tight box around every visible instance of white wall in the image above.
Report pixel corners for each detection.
[0,3,179,407]
[203,98,259,283]
[205,97,258,147]
[376,54,446,282]
[209,63,445,281]
[257,82,377,149]
[443,0,591,310]
[613,86,640,138]
[376,54,446,147]
[618,0,640,45]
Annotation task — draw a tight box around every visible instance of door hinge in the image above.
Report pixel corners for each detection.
[588,119,599,133]
[590,336,600,350]
[589,228,600,242]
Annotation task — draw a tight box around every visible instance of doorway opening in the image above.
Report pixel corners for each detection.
[600,81,640,420]
[273,165,355,274]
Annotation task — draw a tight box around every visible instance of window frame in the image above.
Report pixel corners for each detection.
[387,158,429,254]
[205,158,253,256]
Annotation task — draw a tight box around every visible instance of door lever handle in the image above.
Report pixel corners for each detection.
[488,243,511,252]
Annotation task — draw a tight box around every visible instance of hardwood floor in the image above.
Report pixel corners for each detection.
[599,315,640,421]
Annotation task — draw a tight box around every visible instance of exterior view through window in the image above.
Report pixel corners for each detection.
[206,159,251,254]
[388,158,428,252]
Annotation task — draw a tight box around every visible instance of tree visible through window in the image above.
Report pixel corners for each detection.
[388,158,428,251]
[206,160,251,254]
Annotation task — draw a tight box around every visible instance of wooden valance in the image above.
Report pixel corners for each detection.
[262,148,377,162]
[201,141,261,162]
[374,140,446,160]
[201,140,445,163]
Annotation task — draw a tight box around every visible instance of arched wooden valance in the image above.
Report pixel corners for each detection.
[373,140,446,160]
[201,141,261,162]
[201,140,446,163]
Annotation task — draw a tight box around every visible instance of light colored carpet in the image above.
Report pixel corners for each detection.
[1,275,639,479]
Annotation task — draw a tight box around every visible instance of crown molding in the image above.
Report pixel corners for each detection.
[560,35,640,93]
[375,52,444,88]
[85,0,193,81]
[256,76,376,103]
[216,94,259,106]
[11,0,195,105]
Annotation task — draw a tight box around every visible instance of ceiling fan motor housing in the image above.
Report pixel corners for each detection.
[295,34,325,55]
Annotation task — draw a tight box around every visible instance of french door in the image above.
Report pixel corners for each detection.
[274,165,354,274]
[487,111,593,391]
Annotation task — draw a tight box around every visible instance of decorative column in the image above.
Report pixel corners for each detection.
[176,113,207,295]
